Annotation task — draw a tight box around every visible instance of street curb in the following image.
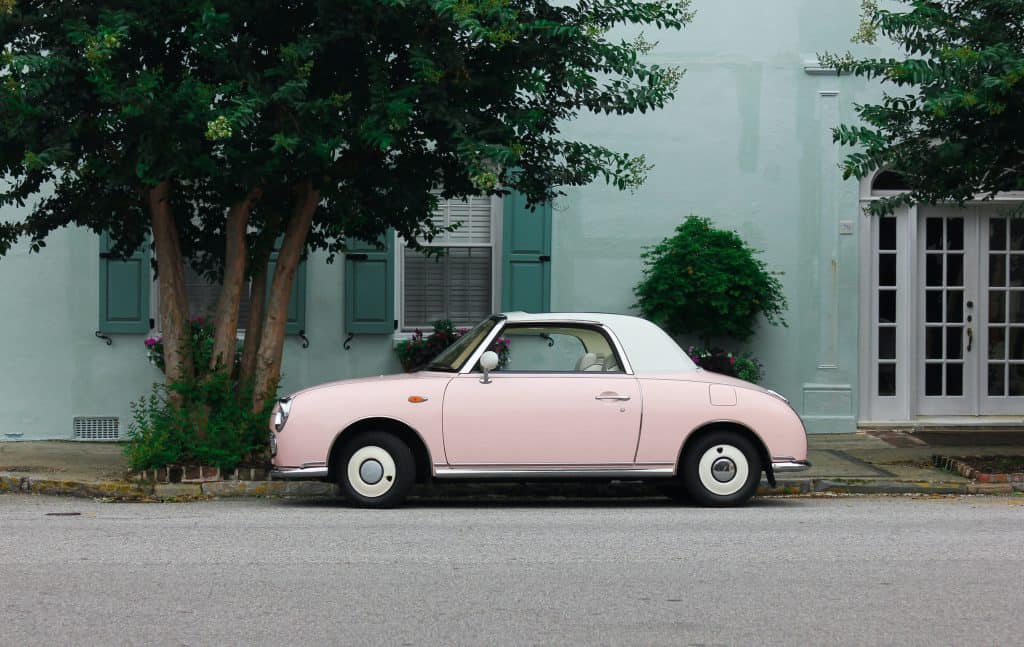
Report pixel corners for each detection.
[0,472,339,501]
[3,471,1019,501]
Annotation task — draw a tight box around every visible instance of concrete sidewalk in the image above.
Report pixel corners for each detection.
[2,431,1023,501]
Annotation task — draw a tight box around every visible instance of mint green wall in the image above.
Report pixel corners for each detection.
[550,1,894,433]
[1,1,895,440]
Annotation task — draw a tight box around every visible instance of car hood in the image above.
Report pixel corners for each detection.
[285,371,452,399]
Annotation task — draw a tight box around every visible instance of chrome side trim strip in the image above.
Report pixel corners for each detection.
[270,466,329,480]
[771,460,811,473]
[434,467,674,479]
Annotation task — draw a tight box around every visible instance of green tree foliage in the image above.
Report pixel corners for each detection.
[824,0,1024,216]
[633,216,787,343]
[0,1,695,414]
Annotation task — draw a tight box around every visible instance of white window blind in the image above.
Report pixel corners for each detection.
[403,195,494,329]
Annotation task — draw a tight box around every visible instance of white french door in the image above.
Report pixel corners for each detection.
[916,207,1024,415]
[916,208,977,414]
[980,214,1024,412]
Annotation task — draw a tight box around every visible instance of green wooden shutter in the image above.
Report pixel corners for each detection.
[344,233,395,333]
[98,232,151,333]
[502,191,552,312]
[266,251,307,335]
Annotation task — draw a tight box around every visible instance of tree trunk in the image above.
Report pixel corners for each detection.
[252,181,319,412]
[239,253,268,388]
[210,188,262,374]
[148,180,194,384]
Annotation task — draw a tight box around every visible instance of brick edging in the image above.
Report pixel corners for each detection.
[933,455,1024,484]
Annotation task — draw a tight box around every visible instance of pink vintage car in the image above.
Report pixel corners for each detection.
[270,312,809,507]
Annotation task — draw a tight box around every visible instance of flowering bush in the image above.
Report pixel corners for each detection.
[395,320,510,372]
[145,316,238,376]
[686,345,763,384]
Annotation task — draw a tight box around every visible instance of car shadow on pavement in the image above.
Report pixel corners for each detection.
[278,493,799,510]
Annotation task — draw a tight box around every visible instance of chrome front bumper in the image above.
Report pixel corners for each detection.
[771,459,811,473]
[270,465,329,480]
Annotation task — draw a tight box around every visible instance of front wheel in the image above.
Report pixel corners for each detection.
[681,431,761,507]
[336,432,415,508]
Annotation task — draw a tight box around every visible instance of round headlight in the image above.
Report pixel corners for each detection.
[274,396,294,432]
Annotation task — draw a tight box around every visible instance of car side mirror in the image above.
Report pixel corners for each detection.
[479,351,499,384]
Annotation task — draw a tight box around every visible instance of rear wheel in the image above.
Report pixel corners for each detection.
[681,430,761,507]
[336,432,415,508]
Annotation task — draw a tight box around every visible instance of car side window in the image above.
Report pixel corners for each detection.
[493,325,624,373]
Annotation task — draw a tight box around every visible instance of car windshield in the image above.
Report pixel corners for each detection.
[425,317,498,372]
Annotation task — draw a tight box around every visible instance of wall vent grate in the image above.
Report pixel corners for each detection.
[73,416,120,441]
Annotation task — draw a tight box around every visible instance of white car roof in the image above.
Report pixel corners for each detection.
[499,312,697,374]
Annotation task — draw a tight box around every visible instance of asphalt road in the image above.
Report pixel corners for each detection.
[1,493,1022,646]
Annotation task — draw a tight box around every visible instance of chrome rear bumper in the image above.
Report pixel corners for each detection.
[771,459,811,473]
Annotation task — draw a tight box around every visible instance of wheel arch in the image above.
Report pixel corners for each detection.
[677,421,775,486]
[327,417,433,484]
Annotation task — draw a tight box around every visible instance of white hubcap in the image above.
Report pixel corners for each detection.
[347,446,397,498]
[697,444,749,496]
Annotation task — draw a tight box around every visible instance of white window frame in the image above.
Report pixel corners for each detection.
[394,194,503,339]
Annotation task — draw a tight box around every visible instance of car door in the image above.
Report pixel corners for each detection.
[442,324,642,466]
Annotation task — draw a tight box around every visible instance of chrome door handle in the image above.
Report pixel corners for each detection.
[595,394,631,401]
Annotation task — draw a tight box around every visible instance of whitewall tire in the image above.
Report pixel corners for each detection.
[681,430,761,507]
[337,432,415,508]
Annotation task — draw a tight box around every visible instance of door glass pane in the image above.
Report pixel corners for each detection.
[925,364,942,396]
[926,218,943,250]
[925,327,943,359]
[925,291,942,322]
[879,327,896,359]
[946,291,963,322]
[989,290,1006,323]
[946,327,962,359]
[1010,365,1024,396]
[946,254,963,287]
[989,326,1005,359]
[880,217,896,250]
[1012,219,1024,251]
[1011,255,1024,287]
[879,254,896,286]
[926,255,943,285]
[878,364,896,396]
[946,363,963,396]
[879,290,896,323]
[989,254,1006,286]
[947,218,963,250]
[1011,329,1024,360]
[988,363,1005,396]
[1011,292,1024,323]
[990,218,1006,250]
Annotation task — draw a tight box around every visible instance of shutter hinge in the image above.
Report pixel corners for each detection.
[149,318,155,329]
[394,319,399,331]
[347,253,369,261]
[539,255,551,262]
[99,251,114,259]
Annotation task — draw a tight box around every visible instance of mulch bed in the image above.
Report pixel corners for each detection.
[933,455,1024,483]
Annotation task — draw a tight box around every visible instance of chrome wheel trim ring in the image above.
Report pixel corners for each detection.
[347,446,397,498]
[697,444,749,496]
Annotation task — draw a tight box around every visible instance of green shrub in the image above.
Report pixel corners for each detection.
[634,215,788,343]
[125,372,274,471]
